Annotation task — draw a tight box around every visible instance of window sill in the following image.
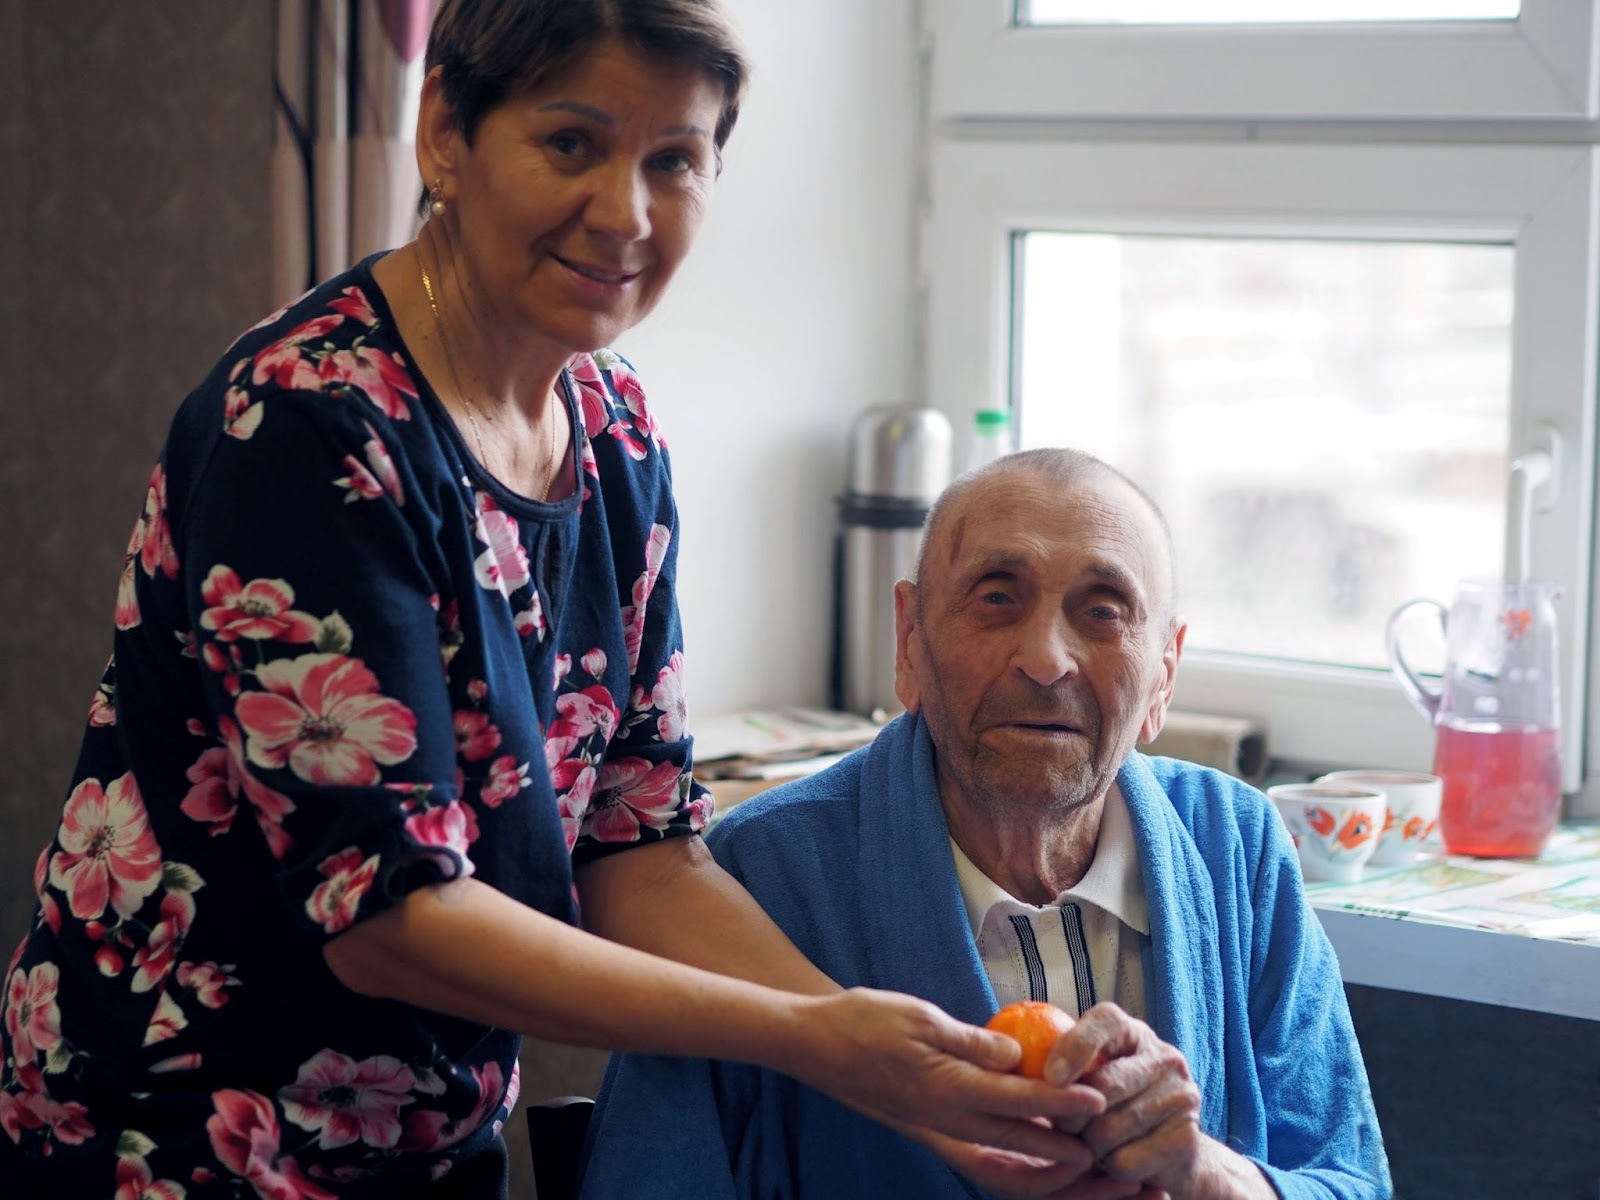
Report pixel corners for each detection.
[1307,823,1600,1021]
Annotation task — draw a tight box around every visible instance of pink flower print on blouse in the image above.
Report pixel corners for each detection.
[609,359,665,451]
[402,799,479,871]
[49,772,163,921]
[142,989,186,1047]
[472,494,531,597]
[279,1049,415,1151]
[4,962,63,1065]
[88,680,116,727]
[328,287,378,327]
[545,738,596,842]
[149,1051,202,1074]
[399,1060,509,1155]
[236,654,419,788]
[360,420,404,504]
[619,524,672,674]
[200,567,321,644]
[549,686,620,744]
[252,315,344,392]
[607,422,648,462]
[176,961,241,1010]
[114,1155,187,1200]
[479,756,531,810]
[223,383,265,441]
[514,591,546,641]
[0,1082,25,1143]
[453,710,502,763]
[552,653,573,689]
[580,648,607,678]
[316,344,416,420]
[586,758,686,842]
[11,1068,94,1148]
[32,845,61,935]
[305,847,380,935]
[138,463,179,583]
[206,1088,337,1200]
[568,354,612,438]
[131,890,197,994]
[652,651,688,742]
[114,514,145,629]
[181,717,296,859]
[437,598,464,670]
[333,454,384,503]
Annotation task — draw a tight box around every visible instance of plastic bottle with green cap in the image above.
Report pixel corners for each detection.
[966,408,1013,472]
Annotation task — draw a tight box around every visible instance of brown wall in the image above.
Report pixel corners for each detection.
[0,6,606,1191]
[0,1,275,948]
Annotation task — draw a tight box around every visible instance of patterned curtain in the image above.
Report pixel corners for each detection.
[272,0,433,305]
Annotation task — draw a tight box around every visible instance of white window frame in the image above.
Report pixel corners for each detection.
[929,0,1600,120]
[924,139,1600,812]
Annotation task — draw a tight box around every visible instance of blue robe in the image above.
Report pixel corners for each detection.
[582,713,1390,1199]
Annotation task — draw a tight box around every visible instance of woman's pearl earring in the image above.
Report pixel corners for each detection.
[429,179,447,217]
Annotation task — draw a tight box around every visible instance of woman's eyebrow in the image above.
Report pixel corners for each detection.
[537,100,710,141]
[538,99,613,123]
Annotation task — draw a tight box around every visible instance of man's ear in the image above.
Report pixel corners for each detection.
[1139,622,1187,744]
[892,580,923,715]
[415,66,464,206]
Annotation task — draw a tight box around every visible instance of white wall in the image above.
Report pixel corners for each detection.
[617,0,920,716]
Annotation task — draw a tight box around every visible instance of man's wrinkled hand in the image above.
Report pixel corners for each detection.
[1042,1003,1206,1193]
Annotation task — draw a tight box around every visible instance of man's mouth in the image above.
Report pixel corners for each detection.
[1001,720,1082,736]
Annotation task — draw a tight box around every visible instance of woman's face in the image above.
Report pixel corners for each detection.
[431,40,724,356]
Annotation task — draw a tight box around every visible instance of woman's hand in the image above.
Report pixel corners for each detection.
[779,987,1111,1162]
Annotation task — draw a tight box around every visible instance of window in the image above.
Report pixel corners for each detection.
[929,0,1596,120]
[1021,2,1520,25]
[1015,232,1512,672]
[921,6,1600,816]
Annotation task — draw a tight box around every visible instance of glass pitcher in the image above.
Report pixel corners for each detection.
[1386,578,1562,859]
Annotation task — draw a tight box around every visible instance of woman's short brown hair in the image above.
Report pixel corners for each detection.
[426,0,749,150]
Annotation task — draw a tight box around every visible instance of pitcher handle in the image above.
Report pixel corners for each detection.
[1385,598,1445,723]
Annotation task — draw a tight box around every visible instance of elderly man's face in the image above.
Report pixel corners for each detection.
[894,469,1185,815]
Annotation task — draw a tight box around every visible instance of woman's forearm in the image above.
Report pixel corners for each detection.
[323,874,811,1072]
[323,853,1115,1161]
[573,835,841,997]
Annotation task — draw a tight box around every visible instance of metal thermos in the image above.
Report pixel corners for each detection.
[832,407,954,717]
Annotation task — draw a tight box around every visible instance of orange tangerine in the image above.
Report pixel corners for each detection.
[984,1000,1075,1080]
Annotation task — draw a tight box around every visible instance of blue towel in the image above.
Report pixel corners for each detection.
[581,713,1389,1199]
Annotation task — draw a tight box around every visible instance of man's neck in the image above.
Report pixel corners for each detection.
[942,787,1108,906]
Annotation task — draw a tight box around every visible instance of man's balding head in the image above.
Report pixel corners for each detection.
[915,448,1179,630]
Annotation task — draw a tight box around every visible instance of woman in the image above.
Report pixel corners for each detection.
[0,2,1098,1195]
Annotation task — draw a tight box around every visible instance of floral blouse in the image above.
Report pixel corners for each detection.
[0,257,711,1196]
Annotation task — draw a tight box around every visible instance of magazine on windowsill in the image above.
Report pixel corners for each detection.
[690,707,886,779]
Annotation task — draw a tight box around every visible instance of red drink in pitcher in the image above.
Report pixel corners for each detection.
[1432,720,1562,858]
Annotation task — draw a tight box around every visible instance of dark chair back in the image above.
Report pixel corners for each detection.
[527,1095,595,1200]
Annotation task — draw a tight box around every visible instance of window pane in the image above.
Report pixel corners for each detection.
[1015,233,1513,672]
[1019,1,1518,24]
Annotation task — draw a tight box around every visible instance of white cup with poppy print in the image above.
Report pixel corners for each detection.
[1316,769,1443,868]
[1267,783,1387,884]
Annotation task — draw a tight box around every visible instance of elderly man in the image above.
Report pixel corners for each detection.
[580,449,1389,1200]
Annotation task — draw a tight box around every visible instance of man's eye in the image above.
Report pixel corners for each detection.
[651,150,693,174]
[979,590,1014,606]
[1087,604,1123,622]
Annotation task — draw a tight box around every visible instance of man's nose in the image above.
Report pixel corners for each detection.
[1012,614,1079,688]
[585,159,651,242]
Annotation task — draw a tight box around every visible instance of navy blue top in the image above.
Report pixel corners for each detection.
[1,256,709,1195]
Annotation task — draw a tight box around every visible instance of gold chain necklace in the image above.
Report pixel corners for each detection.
[417,252,561,502]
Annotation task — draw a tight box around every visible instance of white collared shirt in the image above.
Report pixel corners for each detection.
[951,782,1150,1018]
